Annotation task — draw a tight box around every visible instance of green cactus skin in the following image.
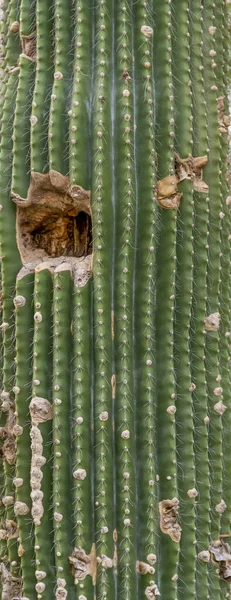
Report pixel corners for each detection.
[203,0,223,545]
[69,6,94,598]
[153,1,179,597]
[32,266,55,599]
[69,1,92,187]
[72,280,94,600]
[12,55,35,198]
[114,1,137,598]
[5,0,21,69]
[202,4,226,600]
[189,1,210,599]
[92,2,114,598]
[0,262,6,570]
[52,266,75,598]
[0,1,230,599]
[214,1,231,546]
[14,272,36,599]
[0,23,21,577]
[0,1,9,122]
[19,0,36,36]
[48,0,73,175]
[30,0,54,173]
[133,2,157,598]
[172,2,196,598]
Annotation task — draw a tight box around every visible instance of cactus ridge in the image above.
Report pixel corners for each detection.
[15,272,36,598]
[0,1,230,599]
[133,2,157,598]
[189,1,210,598]
[31,267,54,597]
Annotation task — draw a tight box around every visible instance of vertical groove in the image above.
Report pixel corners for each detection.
[14,272,36,599]
[11,54,36,198]
[214,0,231,546]
[68,4,94,597]
[48,0,73,175]
[0,260,6,568]
[202,2,224,598]
[153,0,178,595]
[72,280,94,600]
[172,0,196,597]
[110,0,117,594]
[189,1,210,598]
[0,26,21,573]
[69,0,92,187]
[133,1,158,598]
[114,1,137,598]
[30,0,54,173]
[19,0,36,35]
[11,0,36,197]
[52,266,75,599]
[0,0,9,123]
[5,0,21,70]
[31,266,55,599]
[92,1,114,598]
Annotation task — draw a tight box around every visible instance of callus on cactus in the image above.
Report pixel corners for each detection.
[0,0,230,599]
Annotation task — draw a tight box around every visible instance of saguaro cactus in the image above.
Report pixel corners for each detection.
[0,0,230,599]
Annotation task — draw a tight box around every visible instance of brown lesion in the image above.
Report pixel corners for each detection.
[69,545,97,585]
[209,538,231,582]
[155,153,208,209]
[217,96,230,134]
[0,409,17,466]
[21,31,37,61]
[0,520,18,541]
[12,170,92,265]
[0,563,22,600]
[159,497,181,543]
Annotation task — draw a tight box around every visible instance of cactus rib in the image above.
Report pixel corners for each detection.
[14,271,36,599]
[92,1,114,598]
[31,266,55,599]
[133,2,157,597]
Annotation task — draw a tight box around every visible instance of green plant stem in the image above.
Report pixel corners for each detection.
[15,272,36,599]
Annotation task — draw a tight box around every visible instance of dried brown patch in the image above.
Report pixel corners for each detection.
[111,310,114,340]
[215,499,227,514]
[1,410,17,465]
[21,31,37,61]
[204,312,220,332]
[145,582,160,598]
[122,70,131,82]
[1,563,22,600]
[111,374,116,399]
[136,561,155,575]
[29,396,53,425]
[12,170,92,265]
[99,555,113,569]
[30,425,45,525]
[155,175,182,209]
[217,96,230,134]
[14,501,30,516]
[113,528,118,573]
[0,520,18,541]
[210,539,231,582]
[156,153,208,210]
[175,152,208,193]
[69,545,97,585]
[159,498,181,542]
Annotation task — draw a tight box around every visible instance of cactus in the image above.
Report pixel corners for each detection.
[0,0,230,599]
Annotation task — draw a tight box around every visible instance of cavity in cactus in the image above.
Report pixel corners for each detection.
[0,1,230,599]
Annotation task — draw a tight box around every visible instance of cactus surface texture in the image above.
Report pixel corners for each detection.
[0,0,230,599]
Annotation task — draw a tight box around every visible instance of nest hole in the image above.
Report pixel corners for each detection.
[29,210,92,258]
[14,171,92,264]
